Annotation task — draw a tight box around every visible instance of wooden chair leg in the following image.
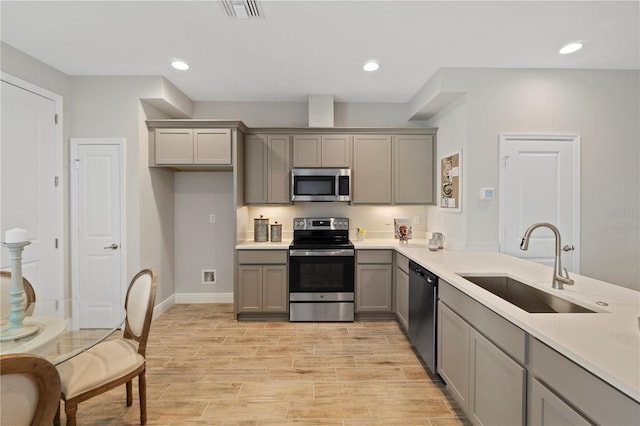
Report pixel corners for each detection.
[54,403,61,426]
[139,372,147,425]
[65,401,78,426]
[126,380,133,406]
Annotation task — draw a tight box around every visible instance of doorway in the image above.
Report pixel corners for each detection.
[499,133,580,273]
[1,74,63,300]
[70,138,126,322]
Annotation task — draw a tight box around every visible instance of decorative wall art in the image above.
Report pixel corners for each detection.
[394,218,412,243]
[440,150,462,212]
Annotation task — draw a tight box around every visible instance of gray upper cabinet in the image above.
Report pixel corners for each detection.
[245,134,291,204]
[292,134,351,168]
[155,128,231,165]
[352,135,392,203]
[393,134,435,204]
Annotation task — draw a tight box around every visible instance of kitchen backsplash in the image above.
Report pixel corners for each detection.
[243,204,431,241]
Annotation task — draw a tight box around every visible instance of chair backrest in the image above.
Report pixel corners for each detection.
[123,268,158,357]
[1,271,36,320]
[0,353,61,426]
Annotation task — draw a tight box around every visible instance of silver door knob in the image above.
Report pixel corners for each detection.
[103,243,119,250]
[562,245,575,251]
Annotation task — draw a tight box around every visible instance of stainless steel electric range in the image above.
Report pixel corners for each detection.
[288,217,355,322]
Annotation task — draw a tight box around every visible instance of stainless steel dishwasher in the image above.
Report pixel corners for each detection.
[408,260,438,374]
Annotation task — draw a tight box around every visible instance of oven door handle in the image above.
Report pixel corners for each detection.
[289,249,355,257]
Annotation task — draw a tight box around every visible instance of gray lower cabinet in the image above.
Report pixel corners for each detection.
[438,280,527,426]
[394,253,409,330]
[244,134,291,204]
[438,301,470,408]
[528,337,640,425]
[356,250,393,312]
[237,250,288,313]
[530,378,591,426]
[469,327,526,426]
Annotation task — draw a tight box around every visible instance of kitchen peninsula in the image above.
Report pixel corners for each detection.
[236,238,640,425]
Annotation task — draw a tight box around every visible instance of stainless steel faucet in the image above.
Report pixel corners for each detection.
[520,222,575,290]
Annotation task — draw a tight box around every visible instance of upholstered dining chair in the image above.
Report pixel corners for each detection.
[55,268,158,426]
[1,353,62,426]
[1,270,37,318]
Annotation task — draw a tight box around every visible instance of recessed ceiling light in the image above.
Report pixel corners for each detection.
[171,60,190,71]
[363,61,379,72]
[559,42,583,55]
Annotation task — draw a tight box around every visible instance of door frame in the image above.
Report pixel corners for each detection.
[498,133,581,273]
[70,138,127,303]
[1,72,64,295]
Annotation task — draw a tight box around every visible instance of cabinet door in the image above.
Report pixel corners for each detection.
[353,135,392,203]
[438,301,470,411]
[194,129,231,164]
[469,327,526,426]
[237,265,263,312]
[395,266,409,330]
[155,128,193,164]
[356,264,392,312]
[292,135,322,167]
[322,135,351,167]
[262,265,287,312]
[530,378,591,426]
[394,135,434,203]
[267,135,291,204]
[244,134,268,204]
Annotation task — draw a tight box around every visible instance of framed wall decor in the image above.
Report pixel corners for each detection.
[440,150,462,212]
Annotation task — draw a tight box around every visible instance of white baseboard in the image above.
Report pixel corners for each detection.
[174,292,234,304]
[153,294,175,319]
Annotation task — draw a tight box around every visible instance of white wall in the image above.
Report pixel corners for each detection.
[174,172,235,298]
[69,76,182,303]
[425,68,640,290]
[194,101,429,128]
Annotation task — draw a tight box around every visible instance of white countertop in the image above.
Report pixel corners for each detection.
[237,238,640,402]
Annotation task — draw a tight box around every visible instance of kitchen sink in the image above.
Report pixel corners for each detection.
[458,275,596,313]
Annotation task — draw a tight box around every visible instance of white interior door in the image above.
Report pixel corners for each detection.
[1,77,63,300]
[71,139,125,327]
[499,134,580,273]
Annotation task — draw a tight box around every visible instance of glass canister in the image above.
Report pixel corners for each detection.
[270,221,282,242]
[254,215,269,242]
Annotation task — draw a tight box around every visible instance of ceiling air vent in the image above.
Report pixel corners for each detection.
[221,0,264,19]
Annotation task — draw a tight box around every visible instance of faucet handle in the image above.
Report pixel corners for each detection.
[562,268,575,286]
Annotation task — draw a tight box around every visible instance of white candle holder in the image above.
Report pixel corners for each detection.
[1,240,39,341]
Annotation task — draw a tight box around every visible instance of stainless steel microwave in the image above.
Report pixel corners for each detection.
[291,168,351,202]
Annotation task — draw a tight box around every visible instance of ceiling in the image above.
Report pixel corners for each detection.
[1,1,638,103]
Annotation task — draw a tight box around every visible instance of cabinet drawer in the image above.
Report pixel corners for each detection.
[237,250,287,264]
[357,250,392,264]
[439,280,526,364]
[395,253,409,273]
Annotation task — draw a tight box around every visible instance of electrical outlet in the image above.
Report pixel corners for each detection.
[202,269,216,285]
[209,214,216,223]
[385,216,391,225]
[413,215,420,225]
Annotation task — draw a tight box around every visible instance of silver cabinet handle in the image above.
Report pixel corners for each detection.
[562,245,575,251]
[103,243,119,250]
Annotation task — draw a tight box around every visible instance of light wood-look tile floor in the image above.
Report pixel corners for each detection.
[59,304,469,425]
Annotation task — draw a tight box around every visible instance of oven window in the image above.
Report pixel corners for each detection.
[290,255,354,293]
[294,176,335,196]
